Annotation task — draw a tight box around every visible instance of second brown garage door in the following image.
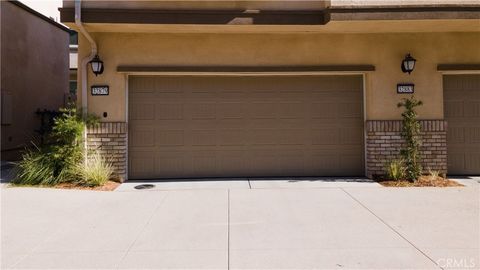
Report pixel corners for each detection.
[444,74,480,175]
[128,75,364,179]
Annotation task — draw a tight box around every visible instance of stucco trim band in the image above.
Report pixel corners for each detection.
[117,65,375,74]
[437,64,480,71]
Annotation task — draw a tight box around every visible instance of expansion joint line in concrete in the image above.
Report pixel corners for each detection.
[117,193,169,269]
[227,189,231,270]
[340,188,444,270]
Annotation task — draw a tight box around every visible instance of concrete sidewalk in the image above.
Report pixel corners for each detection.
[1,178,478,269]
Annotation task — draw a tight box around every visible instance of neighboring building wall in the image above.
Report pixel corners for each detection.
[1,1,69,160]
[366,120,448,178]
[86,122,127,181]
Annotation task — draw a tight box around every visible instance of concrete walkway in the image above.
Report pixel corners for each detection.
[1,177,478,269]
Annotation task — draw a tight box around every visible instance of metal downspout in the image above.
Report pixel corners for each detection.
[74,0,96,119]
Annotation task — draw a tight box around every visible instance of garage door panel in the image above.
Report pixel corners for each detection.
[192,152,217,176]
[341,154,365,173]
[129,152,155,179]
[249,129,278,145]
[311,128,338,145]
[311,103,337,119]
[155,152,185,177]
[156,130,184,146]
[249,103,277,119]
[190,92,218,102]
[153,92,185,100]
[278,151,305,175]
[466,152,480,171]
[130,103,155,120]
[339,103,363,118]
[278,129,305,145]
[445,101,464,118]
[339,127,364,145]
[129,76,156,93]
[464,101,480,117]
[129,75,364,179]
[218,151,246,174]
[251,91,277,100]
[156,104,184,120]
[190,130,217,146]
[217,119,247,129]
[217,103,245,119]
[130,128,155,147]
[448,153,465,172]
[447,126,465,144]
[218,129,246,146]
[248,151,281,176]
[217,90,245,99]
[310,153,340,175]
[278,103,305,119]
[463,75,480,91]
[276,91,306,101]
[189,103,216,119]
[444,74,480,175]
[465,127,480,143]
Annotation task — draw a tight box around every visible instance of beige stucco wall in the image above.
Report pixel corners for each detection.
[1,1,69,160]
[75,30,480,122]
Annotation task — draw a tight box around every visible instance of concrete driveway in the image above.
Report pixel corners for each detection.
[1,177,478,269]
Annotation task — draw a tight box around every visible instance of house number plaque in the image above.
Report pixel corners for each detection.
[397,83,414,94]
[91,85,109,96]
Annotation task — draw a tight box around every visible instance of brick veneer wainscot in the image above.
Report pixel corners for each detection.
[86,122,127,181]
[366,120,447,178]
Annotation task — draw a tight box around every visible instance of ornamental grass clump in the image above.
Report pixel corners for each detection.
[397,96,423,182]
[385,159,406,181]
[14,145,56,186]
[75,151,113,187]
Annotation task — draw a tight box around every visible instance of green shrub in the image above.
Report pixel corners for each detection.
[397,96,423,181]
[14,105,98,186]
[75,151,113,186]
[385,159,406,181]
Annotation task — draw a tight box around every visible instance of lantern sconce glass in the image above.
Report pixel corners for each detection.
[401,53,416,74]
[89,55,104,76]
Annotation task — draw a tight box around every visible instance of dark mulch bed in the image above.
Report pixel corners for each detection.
[376,176,463,187]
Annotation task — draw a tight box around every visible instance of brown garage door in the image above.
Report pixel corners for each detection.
[444,74,480,175]
[128,75,364,179]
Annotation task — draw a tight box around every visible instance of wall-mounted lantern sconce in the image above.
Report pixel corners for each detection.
[89,55,104,76]
[401,53,416,74]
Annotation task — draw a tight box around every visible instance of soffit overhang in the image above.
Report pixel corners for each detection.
[63,19,480,34]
